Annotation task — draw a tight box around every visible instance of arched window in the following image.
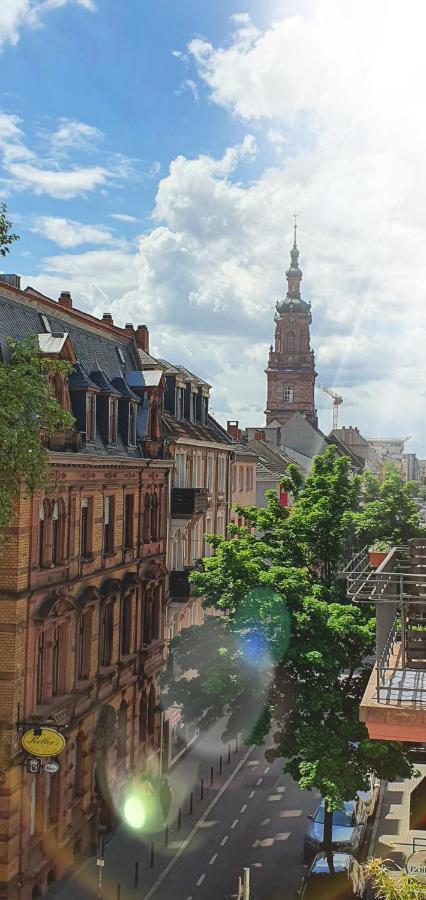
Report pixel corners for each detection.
[36,631,45,705]
[139,692,147,743]
[120,594,133,656]
[77,610,92,680]
[100,603,114,667]
[151,493,159,541]
[143,494,152,544]
[143,591,153,646]
[52,500,65,566]
[117,700,127,760]
[284,385,294,403]
[152,587,161,641]
[147,685,156,738]
[38,503,46,567]
[286,332,295,352]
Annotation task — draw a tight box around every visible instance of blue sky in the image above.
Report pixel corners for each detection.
[1,0,426,454]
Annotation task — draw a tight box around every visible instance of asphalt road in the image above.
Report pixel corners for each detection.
[52,728,320,900]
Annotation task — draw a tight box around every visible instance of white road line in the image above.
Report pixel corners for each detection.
[209,853,218,865]
[264,766,270,774]
[256,777,263,786]
[240,804,247,813]
[141,744,254,900]
[220,835,229,846]
[185,897,192,900]
[231,818,239,829]
[196,874,206,887]
[249,790,256,799]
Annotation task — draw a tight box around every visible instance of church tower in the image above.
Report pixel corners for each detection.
[265,224,317,426]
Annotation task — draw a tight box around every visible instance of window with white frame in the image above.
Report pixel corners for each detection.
[172,531,185,570]
[176,386,185,419]
[204,515,213,557]
[192,452,202,488]
[206,454,214,492]
[175,451,186,488]
[109,398,118,443]
[284,385,294,403]
[216,509,225,536]
[246,466,254,491]
[217,454,226,493]
[190,392,197,422]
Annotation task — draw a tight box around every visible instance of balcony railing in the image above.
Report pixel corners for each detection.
[344,539,426,710]
[169,569,193,600]
[171,488,209,519]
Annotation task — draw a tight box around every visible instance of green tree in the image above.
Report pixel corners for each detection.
[0,203,19,257]
[162,445,415,851]
[0,337,74,532]
[355,463,420,547]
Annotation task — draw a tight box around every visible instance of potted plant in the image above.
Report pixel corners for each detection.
[368,540,390,568]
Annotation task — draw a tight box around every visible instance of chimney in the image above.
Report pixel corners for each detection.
[227,420,240,440]
[58,291,72,309]
[102,313,113,325]
[136,324,149,352]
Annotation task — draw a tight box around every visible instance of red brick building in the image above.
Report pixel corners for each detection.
[265,227,317,426]
[0,282,172,899]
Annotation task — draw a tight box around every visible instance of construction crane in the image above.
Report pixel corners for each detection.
[318,384,343,430]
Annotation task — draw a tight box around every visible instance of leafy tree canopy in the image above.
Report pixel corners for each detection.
[0,203,19,257]
[0,337,74,531]
[355,463,421,547]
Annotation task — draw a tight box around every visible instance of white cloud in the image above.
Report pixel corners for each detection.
[0,0,94,50]
[0,111,129,198]
[109,213,138,223]
[31,216,114,247]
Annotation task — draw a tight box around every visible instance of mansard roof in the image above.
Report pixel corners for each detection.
[162,409,232,446]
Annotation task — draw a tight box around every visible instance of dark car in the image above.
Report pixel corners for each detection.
[295,851,366,899]
[303,799,367,863]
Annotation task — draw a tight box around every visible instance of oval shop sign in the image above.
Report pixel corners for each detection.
[22,728,65,758]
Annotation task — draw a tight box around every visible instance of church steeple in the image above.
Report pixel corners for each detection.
[265,223,317,427]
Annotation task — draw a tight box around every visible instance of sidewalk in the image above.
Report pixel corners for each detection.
[367,765,426,870]
[52,720,252,900]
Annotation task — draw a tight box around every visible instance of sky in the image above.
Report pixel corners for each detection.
[1,0,426,454]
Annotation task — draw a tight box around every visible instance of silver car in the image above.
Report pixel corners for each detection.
[303,799,367,863]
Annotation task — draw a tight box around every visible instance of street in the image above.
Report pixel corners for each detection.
[52,725,319,900]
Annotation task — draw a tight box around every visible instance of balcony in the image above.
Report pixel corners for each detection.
[169,568,194,601]
[343,538,426,742]
[171,487,209,519]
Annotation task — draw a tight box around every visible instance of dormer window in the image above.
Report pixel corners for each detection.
[190,393,197,422]
[201,396,208,425]
[128,402,137,446]
[176,387,184,420]
[86,393,96,441]
[109,398,118,443]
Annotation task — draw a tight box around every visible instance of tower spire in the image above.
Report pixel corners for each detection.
[293,213,298,248]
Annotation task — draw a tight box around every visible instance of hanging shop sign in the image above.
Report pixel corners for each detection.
[406,850,426,883]
[26,758,41,775]
[22,728,65,759]
[44,760,61,775]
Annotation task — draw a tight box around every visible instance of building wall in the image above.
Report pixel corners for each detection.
[0,457,169,899]
[230,457,257,525]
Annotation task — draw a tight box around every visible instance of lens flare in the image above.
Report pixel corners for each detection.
[123,794,145,829]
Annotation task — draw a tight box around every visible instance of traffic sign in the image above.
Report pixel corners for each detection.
[96,858,105,868]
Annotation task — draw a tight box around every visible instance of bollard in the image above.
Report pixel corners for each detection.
[210,765,214,787]
[165,824,169,848]
[235,734,239,754]
[178,806,182,831]
[189,791,194,816]
[219,754,223,775]
[150,841,154,868]
[116,884,121,900]
[227,744,231,765]
[134,861,139,889]
[200,777,204,801]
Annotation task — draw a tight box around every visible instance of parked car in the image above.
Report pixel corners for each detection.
[357,773,380,817]
[295,851,367,899]
[303,799,367,863]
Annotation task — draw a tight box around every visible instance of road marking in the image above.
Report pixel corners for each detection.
[185,897,192,900]
[141,744,254,900]
[196,874,206,886]
[231,818,239,829]
[220,835,229,846]
[256,777,263,786]
[209,853,218,865]
[249,790,256,799]
[240,804,247,813]
[264,766,270,774]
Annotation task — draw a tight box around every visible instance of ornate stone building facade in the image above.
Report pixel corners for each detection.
[265,228,317,426]
[0,284,171,899]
